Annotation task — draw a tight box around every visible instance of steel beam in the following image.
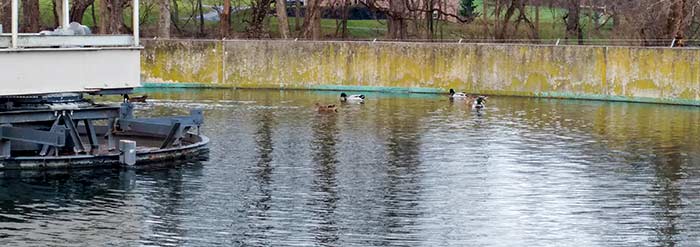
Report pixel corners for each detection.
[0,107,120,124]
[40,117,63,156]
[160,122,182,149]
[63,114,85,154]
[83,119,100,153]
[0,126,66,146]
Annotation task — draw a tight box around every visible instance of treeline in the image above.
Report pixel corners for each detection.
[2,0,700,44]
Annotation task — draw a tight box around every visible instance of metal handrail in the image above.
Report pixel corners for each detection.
[8,0,140,49]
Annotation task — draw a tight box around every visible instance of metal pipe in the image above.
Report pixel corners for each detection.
[62,0,70,28]
[133,0,139,46]
[10,0,17,48]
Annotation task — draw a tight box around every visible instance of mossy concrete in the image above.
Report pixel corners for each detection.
[141,39,700,106]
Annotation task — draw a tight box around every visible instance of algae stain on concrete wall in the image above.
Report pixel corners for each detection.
[141,40,700,104]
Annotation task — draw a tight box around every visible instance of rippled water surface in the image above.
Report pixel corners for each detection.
[2,89,700,246]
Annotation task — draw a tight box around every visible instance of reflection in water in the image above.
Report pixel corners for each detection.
[244,108,275,246]
[0,161,204,246]
[3,89,700,246]
[651,144,683,246]
[379,104,424,245]
[310,112,340,246]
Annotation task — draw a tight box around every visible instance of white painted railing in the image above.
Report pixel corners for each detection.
[8,0,140,49]
[0,35,135,48]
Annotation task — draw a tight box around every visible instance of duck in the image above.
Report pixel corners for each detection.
[340,92,365,103]
[315,103,338,113]
[473,96,487,110]
[123,94,148,103]
[449,89,469,99]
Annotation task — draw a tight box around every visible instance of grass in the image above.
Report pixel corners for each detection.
[29,0,612,40]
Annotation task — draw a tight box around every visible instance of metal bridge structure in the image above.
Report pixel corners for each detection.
[0,0,208,170]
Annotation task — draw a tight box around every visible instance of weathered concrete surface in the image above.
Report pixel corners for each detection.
[141,39,700,105]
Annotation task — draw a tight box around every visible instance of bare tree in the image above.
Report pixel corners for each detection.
[99,0,130,34]
[158,0,171,38]
[70,0,95,24]
[564,0,582,43]
[275,0,291,38]
[247,0,274,38]
[0,0,9,31]
[21,0,40,32]
[220,0,231,37]
[302,0,321,39]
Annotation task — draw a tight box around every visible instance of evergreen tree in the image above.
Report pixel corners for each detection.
[459,0,478,18]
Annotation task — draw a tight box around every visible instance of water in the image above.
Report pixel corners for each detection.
[2,89,700,246]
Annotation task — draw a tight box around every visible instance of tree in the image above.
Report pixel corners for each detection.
[99,0,130,34]
[387,0,407,39]
[70,0,95,24]
[21,0,40,32]
[158,0,171,38]
[275,0,290,38]
[564,0,582,44]
[220,0,231,38]
[247,0,274,38]
[0,0,9,32]
[666,0,689,41]
[302,0,321,39]
[459,0,477,18]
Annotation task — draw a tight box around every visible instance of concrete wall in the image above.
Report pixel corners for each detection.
[141,39,700,105]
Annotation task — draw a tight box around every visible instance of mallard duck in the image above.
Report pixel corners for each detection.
[449,89,469,99]
[340,92,365,103]
[473,96,487,110]
[315,103,338,113]
[125,94,148,103]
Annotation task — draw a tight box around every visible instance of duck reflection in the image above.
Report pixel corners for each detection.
[309,112,340,246]
[378,104,423,244]
[650,144,684,246]
[245,109,276,244]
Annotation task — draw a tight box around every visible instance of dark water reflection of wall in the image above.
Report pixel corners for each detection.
[3,89,700,246]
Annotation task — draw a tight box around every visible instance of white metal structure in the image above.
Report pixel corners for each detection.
[2,0,141,96]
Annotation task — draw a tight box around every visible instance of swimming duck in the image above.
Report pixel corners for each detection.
[315,103,338,113]
[340,93,365,103]
[473,96,487,110]
[449,89,469,99]
[128,95,148,103]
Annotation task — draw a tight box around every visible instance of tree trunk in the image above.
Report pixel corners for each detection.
[198,0,204,36]
[275,0,290,38]
[70,0,95,24]
[666,0,689,41]
[99,0,129,34]
[534,4,539,33]
[0,0,11,31]
[220,0,230,38]
[425,0,432,40]
[564,0,581,44]
[294,0,301,33]
[158,0,171,38]
[21,0,40,32]
[55,0,63,27]
[387,0,407,39]
[495,0,516,40]
[340,0,349,39]
[482,0,488,38]
[302,0,321,39]
[247,0,273,38]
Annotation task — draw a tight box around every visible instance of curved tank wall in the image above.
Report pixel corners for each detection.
[141,39,700,105]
